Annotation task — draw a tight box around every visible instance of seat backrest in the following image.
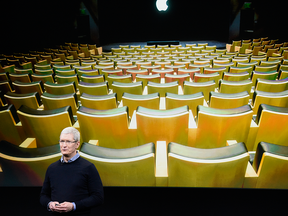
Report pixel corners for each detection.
[135,74,161,87]
[209,91,250,109]
[17,105,74,147]
[12,80,44,95]
[44,81,76,95]
[78,81,109,96]
[253,142,288,189]
[41,92,78,115]
[219,79,253,94]
[112,81,143,102]
[79,142,155,186]
[254,104,288,150]
[223,71,250,81]
[168,142,249,187]
[255,77,288,93]
[122,92,160,118]
[252,90,288,114]
[80,93,117,110]
[77,106,134,148]
[4,91,41,110]
[251,71,278,86]
[183,80,216,102]
[136,106,189,145]
[147,81,178,97]
[0,104,26,145]
[0,140,61,186]
[195,105,253,148]
[166,92,204,117]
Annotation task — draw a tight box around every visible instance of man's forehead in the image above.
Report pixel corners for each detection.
[60,133,74,139]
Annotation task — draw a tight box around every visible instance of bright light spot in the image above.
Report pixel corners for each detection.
[156,0,168,11]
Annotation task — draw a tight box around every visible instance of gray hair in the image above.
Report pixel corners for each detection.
[60,127,80,142]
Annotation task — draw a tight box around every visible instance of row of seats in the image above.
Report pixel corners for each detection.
[0,139,287,189]
[1,101,287,153]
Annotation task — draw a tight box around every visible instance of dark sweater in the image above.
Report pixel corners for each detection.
[40,157,104,215]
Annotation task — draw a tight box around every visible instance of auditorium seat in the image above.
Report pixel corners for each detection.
[219,79,253,94]
[9,73,32,83]
[44,81,76,95]
[136,106,189,146]
[0,140,62,186]
[122,92,160,118]
[177,68,200,79]
[147,81,178,97]
[164,73,190,87]
[251,71,278,86]
[166,92,204,117]
[12,80,44,95]
[41,92,78,115]
[194,72,221,86]
[0,80,13,93]
[252,90,288,114]
[101,69,123,79]
[78,81,109,96]
[0,104,26,145]
[194,105,253,148]
[112,81,143,102]
[254,64,278,72]
[76,106,136,148]
[80,93,117,110]
[4,91,41,110]
[255,77,288,92]
[135,74,161,87]
[107,74,132,88]
[252,142,288,189]
[223,71,250,81]
[209,91,250,109]
[183,80,216,102]
[17,105,75,147]
[151,68,174,78]
[252,104,288,150]
[80,74,105,83]
[79,142,156,186]
[54,68,76,76]
[167,142,249,187]
[31,73,55,83]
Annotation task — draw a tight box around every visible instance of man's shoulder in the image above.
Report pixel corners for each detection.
[77,157,97,170]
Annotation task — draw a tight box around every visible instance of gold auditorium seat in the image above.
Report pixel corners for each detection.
[4,91,41,110]
[135,74,161,87]
[255,77,288,93]
[251,90,288,115]
[0,140,61,186]
[44,81,76,95]
[112,81,143,102]
[194,105,253,148]
[136,106,189,146]
[183,80,216,102]
[107,74,132,88]
[168,142,249,187]
[219,79,253,94]
[80,93,117,110]
[164,73,190,87]
[80,74,105,83]
[147,81,178,97]
[252,142,288,189]
[251,71,278,86]
[56,74,79,88]
[209,91,250,109]
[9,73,32,83]
[17,105,75,147]
[0,104,26,145]
[76,106,136,148]
[31,73,55,84]
[79,142,156,186]
[252,104,288,150]
[223,72,250,81]
[122,92,160,118]
[151,68,174,78]
[41,92,78,115]
[78,81,109,96]
[165,92,204,117]
[12,80,44,95]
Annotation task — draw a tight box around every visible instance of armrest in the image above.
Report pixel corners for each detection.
[19,138,37,148]
[243,162,258,188]
[155,141,168,186]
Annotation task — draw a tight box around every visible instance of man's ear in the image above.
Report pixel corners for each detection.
[76,141,80,149]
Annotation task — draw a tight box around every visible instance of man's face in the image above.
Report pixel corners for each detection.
[59,133,80,159]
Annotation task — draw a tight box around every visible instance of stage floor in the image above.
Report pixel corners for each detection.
[101,40,227,52]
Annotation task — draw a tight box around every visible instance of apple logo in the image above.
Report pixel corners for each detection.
[156,0,168,11]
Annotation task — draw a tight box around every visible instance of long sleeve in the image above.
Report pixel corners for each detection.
[74,163,104,210]
[39,166,52,208]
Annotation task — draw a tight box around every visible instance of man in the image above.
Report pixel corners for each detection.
[40,127,104,215]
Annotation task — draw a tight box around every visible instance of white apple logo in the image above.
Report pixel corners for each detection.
[156,0,168,11]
